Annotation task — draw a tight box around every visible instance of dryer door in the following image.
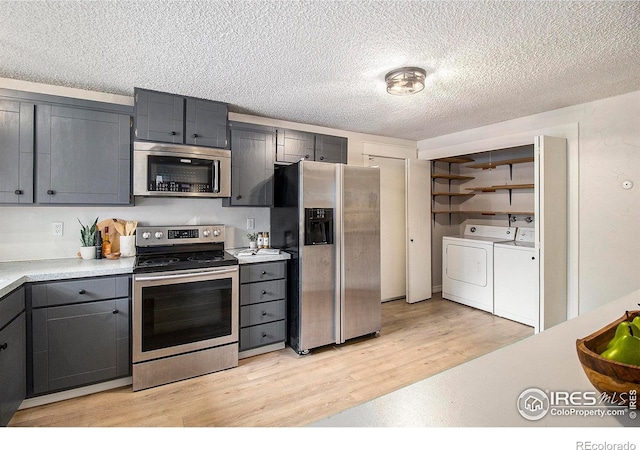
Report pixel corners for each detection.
[445,243,488,287]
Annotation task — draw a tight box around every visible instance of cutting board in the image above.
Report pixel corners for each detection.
[97,218,127,253]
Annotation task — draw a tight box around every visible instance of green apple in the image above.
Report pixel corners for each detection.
[601,334,640,366]
[606,321,640,350]
[632,316,640,329]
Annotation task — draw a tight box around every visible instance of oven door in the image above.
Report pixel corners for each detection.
[132,266,239,363]
[133,142,231,198]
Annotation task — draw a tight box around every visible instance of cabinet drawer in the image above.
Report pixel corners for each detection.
[240,279,286,306]
[240,320,285,351]
[0,287,25,330]
[240,262,285,284]
[240,299,286,328]
[31,275,129,307]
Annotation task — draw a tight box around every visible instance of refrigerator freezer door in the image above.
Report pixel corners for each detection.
[339,165,381,342]
[298,162,337,352]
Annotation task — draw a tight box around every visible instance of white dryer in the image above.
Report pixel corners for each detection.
[442,225,515,313]
[494,228,539,331]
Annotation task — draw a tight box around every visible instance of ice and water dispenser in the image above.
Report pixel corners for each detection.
[304,208,334,245]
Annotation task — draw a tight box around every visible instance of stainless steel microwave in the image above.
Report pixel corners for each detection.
[133,141,231,198]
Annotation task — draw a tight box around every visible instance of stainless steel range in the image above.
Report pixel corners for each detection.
[132,224,239,391]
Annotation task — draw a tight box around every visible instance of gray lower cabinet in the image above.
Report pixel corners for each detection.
[0,287,26,427]
[29,276,131,396]
[275,128,347,164]
[223,121,275,207]
[0,99,34,203]
[239,261,287,357]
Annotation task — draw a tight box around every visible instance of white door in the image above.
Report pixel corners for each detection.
[406,159,432,303]
[535,135,567,331]
[366,156,406,301]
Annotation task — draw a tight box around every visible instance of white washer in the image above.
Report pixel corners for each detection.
[494,228,539,330]
[442,225,515,313]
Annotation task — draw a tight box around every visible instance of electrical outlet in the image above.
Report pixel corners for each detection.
[52,222,64,236]
[247,218,255,230]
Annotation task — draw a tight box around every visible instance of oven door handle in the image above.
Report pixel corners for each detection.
[134,267,237,282]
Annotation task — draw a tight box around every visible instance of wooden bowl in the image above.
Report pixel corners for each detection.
[576,310,640,404]
[105,252,121,260]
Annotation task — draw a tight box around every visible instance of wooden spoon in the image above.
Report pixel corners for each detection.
[113,220,126,236]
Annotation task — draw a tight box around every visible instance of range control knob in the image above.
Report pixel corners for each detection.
[202,229,211,238]
[142,232,151,240]
[213,229,221,237]
[154,231,164,239]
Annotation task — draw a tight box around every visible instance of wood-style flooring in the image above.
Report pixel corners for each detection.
[9,293,533,427]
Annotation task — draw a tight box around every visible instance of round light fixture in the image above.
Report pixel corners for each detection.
[385,67,427,96]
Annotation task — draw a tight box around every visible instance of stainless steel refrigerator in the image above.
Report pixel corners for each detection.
[271,160,381,355]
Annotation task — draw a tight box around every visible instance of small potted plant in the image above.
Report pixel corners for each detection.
[78,217,98,259]
[247,233,258,249]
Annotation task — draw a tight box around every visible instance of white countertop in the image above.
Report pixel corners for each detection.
[226,248,291,264]
[311,289,640,427]
[0,257,136,298]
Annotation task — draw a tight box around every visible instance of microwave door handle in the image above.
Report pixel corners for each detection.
[135,267,237,282]
[213,160,220,193]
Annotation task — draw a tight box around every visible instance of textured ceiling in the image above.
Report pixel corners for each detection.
[1,1,639,141]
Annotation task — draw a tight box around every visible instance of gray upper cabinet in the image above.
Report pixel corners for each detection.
[0,88,133,206]
[275,129,315,163]
[315,133,347,164]
[0,100,34,203]
[223,122,275,207]
[185,98,228,148]
[275,128,347,164]
[133,89,184,144]
[35,104,131,204]
[134,87,229,149]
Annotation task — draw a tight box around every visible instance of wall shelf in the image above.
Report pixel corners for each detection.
[466,157,534,170]
[431,174,475,181]
[434,156,475,164]
[466,156,534,180]
[433,210,535,226]
[432,192,475,197]
[465,183,534,205]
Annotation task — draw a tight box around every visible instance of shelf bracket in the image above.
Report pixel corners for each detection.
[508,188,513,205]
[509,164,514,180]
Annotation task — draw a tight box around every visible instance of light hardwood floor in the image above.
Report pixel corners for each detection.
[10,293,533,427]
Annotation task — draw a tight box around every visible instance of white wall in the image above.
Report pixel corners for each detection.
[0,78,417,262]
[418,90,640,316]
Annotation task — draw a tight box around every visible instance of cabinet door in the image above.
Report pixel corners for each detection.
[275,129,314,163]
[185,98,228,148]
[0,312,25,426]
[315,134,347,164]
[35,104,131,204]
[225,122,275,206]
[134,88,184,144]
[0,99,34,203]
[31,298,130,395]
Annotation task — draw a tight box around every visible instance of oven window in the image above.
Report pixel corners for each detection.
[147,155,216,193]
[141,278,232,352]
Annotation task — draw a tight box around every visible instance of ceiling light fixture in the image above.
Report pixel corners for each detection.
[385,67,427,96]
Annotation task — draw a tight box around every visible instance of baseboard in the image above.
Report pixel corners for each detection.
[20,377,132,409]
